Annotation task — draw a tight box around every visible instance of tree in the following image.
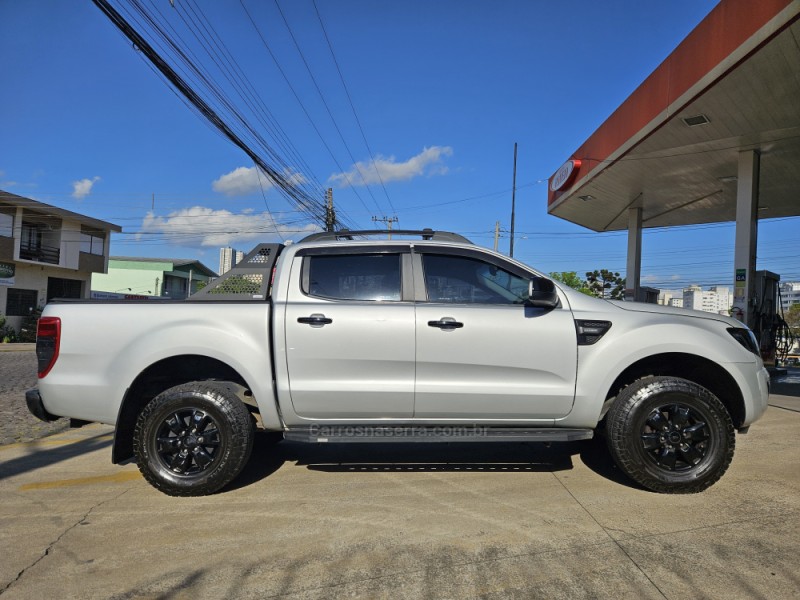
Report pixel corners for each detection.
[585,269,626,300]
[786,304,800,336]
[549,272,593,296]
[18,306,42,343]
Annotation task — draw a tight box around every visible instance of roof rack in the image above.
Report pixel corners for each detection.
[300,228,473,244]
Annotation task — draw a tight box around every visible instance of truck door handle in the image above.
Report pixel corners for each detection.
[428,318,464,330]
[297,314,333,326]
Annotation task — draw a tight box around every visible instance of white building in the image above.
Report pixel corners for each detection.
[658,291,684,308]
[683,285,732,315]
[0,190,120,332]
[780,282,800,312]
[219,247,244,276]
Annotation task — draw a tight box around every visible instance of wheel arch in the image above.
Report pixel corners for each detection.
[112,355,252,464]
[604,352,746,428]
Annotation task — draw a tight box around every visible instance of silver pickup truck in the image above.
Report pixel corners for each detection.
[26,229,769,496]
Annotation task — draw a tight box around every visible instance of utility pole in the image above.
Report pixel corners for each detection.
[493,221,501,252]
[372,215,398,239]
[325,188,336,232]
[510,142,518,258]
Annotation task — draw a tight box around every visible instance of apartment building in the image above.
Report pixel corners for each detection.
[683,285,732,315]
[780,281,800,312]
[0,190,120,332]
[219,247,244,276]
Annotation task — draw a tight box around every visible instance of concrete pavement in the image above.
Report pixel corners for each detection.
[1,397,798,599]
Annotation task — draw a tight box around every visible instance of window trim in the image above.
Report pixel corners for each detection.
[411,247,553,307]
[413,245,536,280]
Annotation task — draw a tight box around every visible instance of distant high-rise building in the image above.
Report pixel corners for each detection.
[682,285,732,315]
[219,247,244,275]
[781,282,800,312]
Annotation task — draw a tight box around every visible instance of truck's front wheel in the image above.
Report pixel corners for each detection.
[134,381,254,496]
[605,376,735,493]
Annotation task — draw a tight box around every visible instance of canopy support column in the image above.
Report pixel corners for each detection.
[625,206,642,301]
[732,149,760,328]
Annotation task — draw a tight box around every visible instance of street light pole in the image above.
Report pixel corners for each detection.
[510,142,518,258]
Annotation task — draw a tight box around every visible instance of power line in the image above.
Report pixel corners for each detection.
[175,0,328,201]
[272,0,384,216]
[237,0,374,220]
[95,0,333,228]
[312,0,396,215]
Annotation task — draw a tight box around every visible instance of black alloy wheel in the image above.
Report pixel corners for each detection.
[639,402,711,471]
[134,381,254,496]
[154,407,223,476]
[605,376,735,493]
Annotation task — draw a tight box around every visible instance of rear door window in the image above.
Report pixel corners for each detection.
[303,254,402,301]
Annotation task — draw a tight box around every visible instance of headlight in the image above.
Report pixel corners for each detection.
[727,327,759,355]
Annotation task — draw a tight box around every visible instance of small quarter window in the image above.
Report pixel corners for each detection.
[304,254,401,301]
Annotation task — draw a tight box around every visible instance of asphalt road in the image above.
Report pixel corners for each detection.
[1,387,798,599]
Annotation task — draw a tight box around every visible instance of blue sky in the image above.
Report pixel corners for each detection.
[1,1,796,286]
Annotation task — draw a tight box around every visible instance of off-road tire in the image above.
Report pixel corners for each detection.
[605,376,735,493]
[134,381,254,496]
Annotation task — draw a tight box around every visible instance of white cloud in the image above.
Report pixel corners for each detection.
[140,206,319,248]
[328,146,453,188]
[72,176,100,199]
[212,166,305,197]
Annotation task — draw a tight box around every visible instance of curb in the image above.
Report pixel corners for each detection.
[0,343,36,353]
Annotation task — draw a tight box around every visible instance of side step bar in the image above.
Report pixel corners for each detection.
[283,425,593,444]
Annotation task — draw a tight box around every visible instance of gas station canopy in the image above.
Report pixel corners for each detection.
[548,0,800,232]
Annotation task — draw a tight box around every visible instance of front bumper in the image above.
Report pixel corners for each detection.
[26,388,60,422]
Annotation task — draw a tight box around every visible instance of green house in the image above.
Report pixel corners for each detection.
[91,257,217,300]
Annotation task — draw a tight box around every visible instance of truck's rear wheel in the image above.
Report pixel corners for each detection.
[605,376,735,493]
[134,381,254,496]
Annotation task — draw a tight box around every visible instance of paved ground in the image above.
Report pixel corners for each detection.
[0,348,68,446]
[0,356,798,598]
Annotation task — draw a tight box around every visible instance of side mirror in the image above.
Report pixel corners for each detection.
[527,278,559,308]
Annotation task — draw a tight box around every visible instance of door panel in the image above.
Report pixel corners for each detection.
[414,304,577,419]
[284,252,415,419]
[414,252,577,419]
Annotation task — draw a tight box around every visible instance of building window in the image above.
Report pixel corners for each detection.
[19,222,60,264]
[6,288,39,316]
[0,211,12,237]
[47,277,83,302]
[80,230,105,255]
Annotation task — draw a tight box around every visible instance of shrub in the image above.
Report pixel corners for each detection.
[0,312,17,343]
[17,306,42,343]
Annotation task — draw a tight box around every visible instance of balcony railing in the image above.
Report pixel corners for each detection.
[20,242,60,265]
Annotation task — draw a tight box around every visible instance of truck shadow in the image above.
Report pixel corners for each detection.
[228,432,640,492]
[0,431,113,480]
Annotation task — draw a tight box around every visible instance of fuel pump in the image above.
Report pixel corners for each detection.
[753,271,785,367]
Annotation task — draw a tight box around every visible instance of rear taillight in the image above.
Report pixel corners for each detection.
[36,317,61,378]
